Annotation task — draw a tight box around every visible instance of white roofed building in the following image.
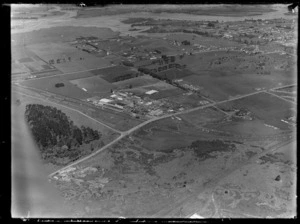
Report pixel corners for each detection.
[145,90,158,95]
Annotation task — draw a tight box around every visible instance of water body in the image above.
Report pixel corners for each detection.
[11,94,71,218]
[11,4,297,35]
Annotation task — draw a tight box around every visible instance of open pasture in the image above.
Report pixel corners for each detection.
[166,33,242,48]
[113,75,159,90]
[87,107,143,132]
[12,62,30,75]
[90,65,138,83]
[70,76,115,96]
[137,37,179,54]
[62,71,94,80]
[180,51,247,72]
[125,80,182,99]
[182,70,295,101]
[51,58,111,73]
[216,92,296,130]
[179,107,226,127]
[27,42,94,62]
[209,118,283,137]
[21,76,91,100]
[167,93,209,108]
[26,42,112,73]
[12,46,38,61]
[12,26,119,46]
[157,68,195,80]
[23,60,57,74]
[133,117,209,152]
[12,45,61,76]
[147,88,184,100]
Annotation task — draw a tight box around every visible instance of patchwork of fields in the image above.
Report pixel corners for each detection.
[11,6,297,218]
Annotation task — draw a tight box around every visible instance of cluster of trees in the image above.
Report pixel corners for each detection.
[182,29,211,37]
[113,72,141,82]
[122,61,134,67]
[49,57,72,64]
[55,83,65,88]
[138,67,173,84]
[190,140,236,159]
[25,104,102,164]
[181,40,191,45]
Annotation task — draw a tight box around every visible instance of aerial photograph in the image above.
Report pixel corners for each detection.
[11,3,297,218]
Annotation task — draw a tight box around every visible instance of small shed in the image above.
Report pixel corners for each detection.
[145,90,158,95]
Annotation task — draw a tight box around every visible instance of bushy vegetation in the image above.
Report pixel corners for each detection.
[25,104,102,165]
[190,139,236,159]
[55,83,65,88]
[113,72,141,82]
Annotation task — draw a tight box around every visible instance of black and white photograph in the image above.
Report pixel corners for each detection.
[11,3,297,219]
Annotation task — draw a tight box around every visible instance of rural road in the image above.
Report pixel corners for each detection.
[13,82,295,178]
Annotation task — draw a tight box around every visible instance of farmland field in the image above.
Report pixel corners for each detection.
[27,42,94,62]
[12,45,62,77]
[179,107,226,127]
[167,93,212,108]
[90,65,138,83]
[26,42,112,73]
[147,88,185,100]
[216,92,296,130]
[21,76,91,100]
[181,71,294,101]
[157,68,196,80]
[12,26,119,46]
[125,80,184,99]
[11,3,297,219]
[166,33,242,48]
[114,75,160,90]
[70,76,115,96]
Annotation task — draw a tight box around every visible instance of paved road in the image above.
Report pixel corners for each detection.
[46,89,269,177]
[14,83,296,177]
[49,134,125,177]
